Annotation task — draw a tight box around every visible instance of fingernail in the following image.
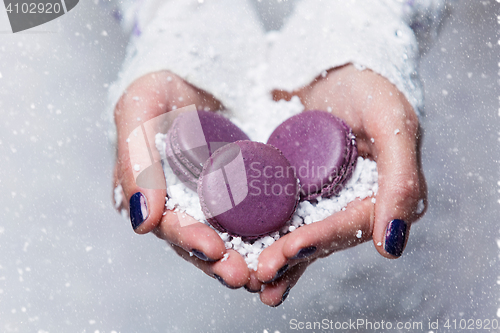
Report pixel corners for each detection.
[384,219,407,257]
[271,285,291,308]
[266,264,289,283]
[214,274,238,289]
[291,246,317,260]
[191,249,210,262]
[130,192,149,230]
[244,285,261,293]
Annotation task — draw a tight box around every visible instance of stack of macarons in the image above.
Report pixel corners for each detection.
[164,109,357,239]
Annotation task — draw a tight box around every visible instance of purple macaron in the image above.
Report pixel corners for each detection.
[165,110,249,190]
[198,140,299,239]
[267,110,358,200]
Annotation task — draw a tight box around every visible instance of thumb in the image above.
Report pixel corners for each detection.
[114,73,173,234]
[370,106,427,258]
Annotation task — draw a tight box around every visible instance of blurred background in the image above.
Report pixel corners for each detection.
[0,1,498,332]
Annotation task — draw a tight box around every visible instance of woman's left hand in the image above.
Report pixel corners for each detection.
[249,64,427,306]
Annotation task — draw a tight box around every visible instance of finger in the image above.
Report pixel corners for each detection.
[244,271,264,293]
[260,261,311,307]
[210,249,250,289]
[281,198,374,262]
[362,87,427,259]
[153,210,226,262]
[172,245,249,289]
[114,71,222,234]
[256,199,373,285]
[255,236,289,283]
[114,72,172,234]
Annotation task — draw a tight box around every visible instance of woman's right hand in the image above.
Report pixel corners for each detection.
[112,71,250,288]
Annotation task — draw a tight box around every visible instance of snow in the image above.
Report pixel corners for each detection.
[113,184,124,209]
[416,198,425,214]
[155,97,378,269]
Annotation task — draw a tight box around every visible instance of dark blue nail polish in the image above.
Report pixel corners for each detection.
[214,274,238,289]
[272,285,291,307]
[384,219,407,257]
[244,285,261,293]
[291,246,317,260]
[267,264,289,283]
[191,249,210,262]
[130,192,149,230]
[214,274,228,287]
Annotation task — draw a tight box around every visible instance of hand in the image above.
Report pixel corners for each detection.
[252,64,427,306]
[112,71,249,288]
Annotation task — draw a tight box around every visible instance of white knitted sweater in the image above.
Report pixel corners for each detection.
[108,0,451,139]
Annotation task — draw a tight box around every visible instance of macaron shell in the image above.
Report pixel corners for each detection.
[165,110,249,191]
[170,123,209,178]
[267,110,357,200]
[198,141,299,239]
[164,130,198,190]
[172,110,250,177]
[320,122,358,198]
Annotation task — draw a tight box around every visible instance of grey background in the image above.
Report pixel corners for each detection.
[0,1,498,332]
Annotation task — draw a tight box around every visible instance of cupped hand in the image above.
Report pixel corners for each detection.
[112,71,249,288]
[253,64,427,306]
